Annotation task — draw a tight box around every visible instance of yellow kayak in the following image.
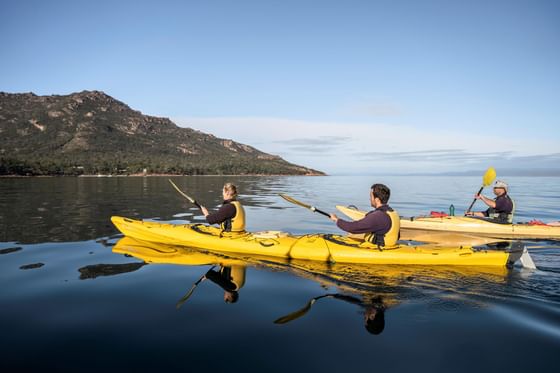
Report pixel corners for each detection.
[111,216,520,266]
[336,205,560,240]
[113,236,510,285]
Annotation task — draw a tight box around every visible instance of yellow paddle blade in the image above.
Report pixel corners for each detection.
[274,298,316,324]
[168,179,196,204]
[279,193,313,210]
[483,167,496,187]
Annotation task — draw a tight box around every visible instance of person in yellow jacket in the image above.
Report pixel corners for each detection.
[329,183,400,247]
[201,183,246,232]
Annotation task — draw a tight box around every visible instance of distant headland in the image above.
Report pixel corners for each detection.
[0,91,324,176]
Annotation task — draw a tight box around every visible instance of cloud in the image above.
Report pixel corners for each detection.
[273,136,351,146]
[355,149,515,163]
[272,136,352,154]
[172,116,560,174]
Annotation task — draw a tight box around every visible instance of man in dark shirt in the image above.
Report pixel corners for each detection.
[465,179,514,223]
[329,183,395,246]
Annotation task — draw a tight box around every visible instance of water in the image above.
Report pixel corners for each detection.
[1,175,559,372]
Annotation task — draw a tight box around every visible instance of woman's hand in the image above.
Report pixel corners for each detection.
[201,206,209,217]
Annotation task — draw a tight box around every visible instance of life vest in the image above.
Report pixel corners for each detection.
[221,200,246,232]
[487,195,515,224]
[224,265,246,291]
[364,206,400,248]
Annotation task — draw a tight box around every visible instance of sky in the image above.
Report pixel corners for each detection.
[1,0,559,175]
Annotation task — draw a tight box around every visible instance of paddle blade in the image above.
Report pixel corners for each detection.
[482,167,497,187]
[279,194,312,210]
[176,270,212,309]
[168,179,196,204]
[274,299,316,324]
[175,284,198,309]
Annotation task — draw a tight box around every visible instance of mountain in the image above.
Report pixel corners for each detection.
[0,91,324,176]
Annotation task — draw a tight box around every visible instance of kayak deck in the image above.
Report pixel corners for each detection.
[336,205,560,240]
[111,216,518,267]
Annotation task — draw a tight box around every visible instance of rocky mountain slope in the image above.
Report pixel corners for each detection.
[0,91,323,175]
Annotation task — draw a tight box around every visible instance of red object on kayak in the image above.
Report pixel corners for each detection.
[430,211,449,217]
[528,219,547,226]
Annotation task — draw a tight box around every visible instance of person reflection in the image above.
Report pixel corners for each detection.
[275,293,387,335]
[204,265,246,304]
[176,264,247,309]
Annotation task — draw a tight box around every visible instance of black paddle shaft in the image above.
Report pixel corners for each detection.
[313,207,331,218]
[466,186,484,214]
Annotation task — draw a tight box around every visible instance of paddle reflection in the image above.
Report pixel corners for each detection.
[275,292,387,335]
[112,236,512,334]
[174,265,247,307]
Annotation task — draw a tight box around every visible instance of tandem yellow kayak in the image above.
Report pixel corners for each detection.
[113,236,510,285]
[336,205,560,240]
[111,216,523,267]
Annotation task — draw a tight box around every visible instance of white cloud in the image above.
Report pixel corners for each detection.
[172,116,560,174]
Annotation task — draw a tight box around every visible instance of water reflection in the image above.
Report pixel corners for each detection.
[2,175,560,244]
[275,293,386,335]
[204,266,246,303]
[19,262,44,270]
[112,236,513,334]
[78,262,147,279]
[0,246,22,254]
[175,265,246,307]
[0,176,298,244]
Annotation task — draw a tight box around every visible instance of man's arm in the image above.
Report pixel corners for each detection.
[335,212,389,234]
[476,194,496,208]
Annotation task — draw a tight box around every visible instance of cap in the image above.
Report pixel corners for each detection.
[494,180,508,191]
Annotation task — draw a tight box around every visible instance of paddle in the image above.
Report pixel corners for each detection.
[274,294,332,324]
[465,167,497,214]
[274,293,363,324]
[279,194,331,218]
[168,179,203,211]
[176,266,216,309]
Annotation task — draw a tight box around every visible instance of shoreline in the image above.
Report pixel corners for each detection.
[0,173,327,178]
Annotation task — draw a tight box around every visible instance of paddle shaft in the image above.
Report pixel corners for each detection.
[466,186,484,214]
[312,207,331,218]
[176,266,216,309]
[279,194,331,218]
[176,278,204,309]
[168,179,203,211]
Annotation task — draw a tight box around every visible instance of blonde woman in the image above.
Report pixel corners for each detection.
[201,183,246,232]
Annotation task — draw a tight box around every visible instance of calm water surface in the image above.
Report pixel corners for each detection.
[1,176,559,372]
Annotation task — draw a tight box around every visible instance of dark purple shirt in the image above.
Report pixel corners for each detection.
[336,205,392,235]
[206,199,236,225]
[484,193,513,216]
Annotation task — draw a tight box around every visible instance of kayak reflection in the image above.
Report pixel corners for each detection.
[112,236,512,334]
[112,237,248,307]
